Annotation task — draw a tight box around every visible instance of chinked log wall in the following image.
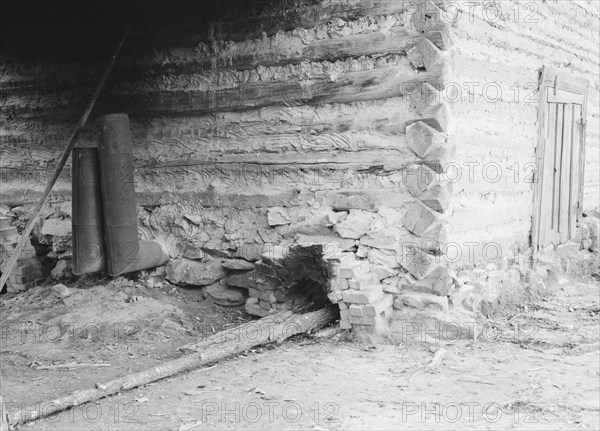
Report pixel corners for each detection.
[0,0,454,277]
[445,0,600,265]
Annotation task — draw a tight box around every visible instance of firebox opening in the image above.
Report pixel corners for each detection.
[245,244,339,318]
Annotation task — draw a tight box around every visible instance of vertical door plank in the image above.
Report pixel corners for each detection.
[578,100,587,221]
[570,104,583,237]
[538,103,557,248]
[559,104,573,243]
[552,104,564,244]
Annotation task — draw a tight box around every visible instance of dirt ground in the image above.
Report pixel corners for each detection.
[1,270,599,430]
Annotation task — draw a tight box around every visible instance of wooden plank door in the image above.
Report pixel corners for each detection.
[532,67,588,249]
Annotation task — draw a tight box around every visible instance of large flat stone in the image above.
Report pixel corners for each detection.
[204,283,247,307]
[222,259,255,271]
[295,234,355,253]
[333,210,375,239]
[267,207,290,226]
[41,218,72,237]
[227,271,256,289]
[166,258,226,286]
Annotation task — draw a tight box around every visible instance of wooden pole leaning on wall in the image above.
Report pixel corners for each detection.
[0,25,131,292]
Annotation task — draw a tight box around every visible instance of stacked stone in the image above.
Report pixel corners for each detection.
[38,216,73,280]
[324,251,393,332]
[1,214,43,292]
[1,246,42,294]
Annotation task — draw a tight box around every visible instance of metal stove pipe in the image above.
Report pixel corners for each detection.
[97,113,170,276]
[97,113,140,276]
[72,147,106,275]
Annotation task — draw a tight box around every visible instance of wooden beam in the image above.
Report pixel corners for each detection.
[6,308,338,426]
[540,66,589,96]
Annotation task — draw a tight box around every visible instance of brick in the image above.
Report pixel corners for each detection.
[347,273,378,290]
[7,279,35,292]
[12,270,43,284]
[363,294,394,316]
[10,260,42,276]
[339,320,352,329]
[327,278,349,291]
[327,290,343,303]
[339,309,350,320]
[337,301,348,310]
[349,304,364,317]
[342,285,383,304]
[401,201,443,237]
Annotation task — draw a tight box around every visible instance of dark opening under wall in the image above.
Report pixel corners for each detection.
[246,244,334,317]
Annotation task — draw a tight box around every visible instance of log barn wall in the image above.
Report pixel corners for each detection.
[443,0,600,265]
[2,0,597,329]
[0,0,452,284]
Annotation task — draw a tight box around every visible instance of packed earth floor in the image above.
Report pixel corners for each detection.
[1,268,598,431]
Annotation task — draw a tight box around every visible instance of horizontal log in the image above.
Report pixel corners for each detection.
[1,130,415,170]
[2,96,426,157]
[140,148,416,168]
[143,0,416,46]
[6,64,445,121]
[1,29,445,97]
